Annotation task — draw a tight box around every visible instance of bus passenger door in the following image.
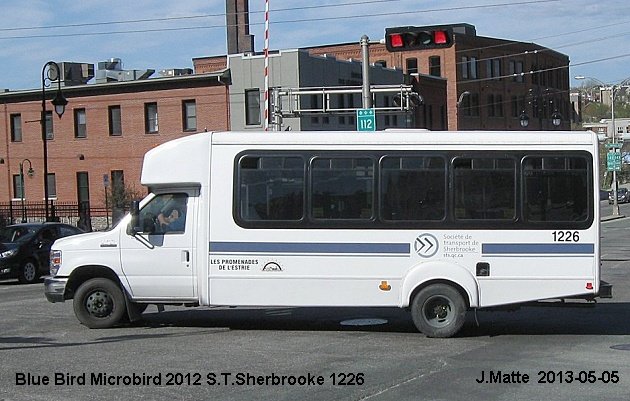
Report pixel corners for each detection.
[119,190,197,299]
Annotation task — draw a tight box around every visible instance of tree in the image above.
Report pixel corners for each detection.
[107,182,144,225]
[582,101,610,123]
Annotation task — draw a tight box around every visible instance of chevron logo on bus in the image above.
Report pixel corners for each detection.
[414,233,439,258]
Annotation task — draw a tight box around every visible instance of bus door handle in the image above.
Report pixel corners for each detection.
[182,250,190,263]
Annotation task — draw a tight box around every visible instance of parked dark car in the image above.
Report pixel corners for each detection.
[0,223,83,284]
[609,188,630,204]
[600,189,610,201]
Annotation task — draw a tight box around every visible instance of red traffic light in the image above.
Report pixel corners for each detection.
[385,25,454,52]
[433,30,448,44]
[389,33,405,49]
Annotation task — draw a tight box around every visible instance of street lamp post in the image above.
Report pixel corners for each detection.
[41,61,68,222]
[518,89,562,130]
[456,91,471,130]
[574,75,630,217]
[19,159,35,223]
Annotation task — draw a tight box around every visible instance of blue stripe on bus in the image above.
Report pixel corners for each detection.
[210,241,410,254]
[482,243,594,255]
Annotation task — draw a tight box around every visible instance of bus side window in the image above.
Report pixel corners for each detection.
[238,156,305,221]
[523,156,588,222]
[381,156,446,221]
[311,157,374,220]
[453,157,516,220]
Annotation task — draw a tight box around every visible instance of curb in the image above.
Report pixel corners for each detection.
[601,214,626,221]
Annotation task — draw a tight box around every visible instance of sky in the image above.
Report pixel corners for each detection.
[1,0,629,91]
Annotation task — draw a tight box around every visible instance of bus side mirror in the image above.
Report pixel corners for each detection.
[127,200,141,236]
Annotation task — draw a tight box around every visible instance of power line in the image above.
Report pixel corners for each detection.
[0,0,562,40]
[452,24,630,69]
[455,20,630,54]
[0,0,407,32]
[458,52,630,86]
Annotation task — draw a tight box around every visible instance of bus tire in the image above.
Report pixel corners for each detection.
[411,284,467,338]
[73,278,126,329]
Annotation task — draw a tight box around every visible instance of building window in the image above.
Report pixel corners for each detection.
[488,95,495,117]
[495,94,504,117]
[245,89,261,126]
[77,172,90,204]
[509,60,524,83]
[13,175,23,199]
[144,102,158,134]
[471,57,478,79]
[374,60,387,67]
[108,105,122,136]
[338,94,346,125]
[45,111,53,140]
[406,58,418,74]
[111,170,124,190]
[487,58,501,79]
[10,114,22,142]
[461,56,468,79]
[347,94,356,125]
[111,170,125,208]
[461,56,477,80]
[471,93,480,117]
[74,108,87,138]
[429,56,441,77]
[310,94,320,125]
[182,100,197,131]
[46,173,57,199]
[511,96,519,117]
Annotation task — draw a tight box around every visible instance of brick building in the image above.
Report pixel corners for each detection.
[0,71,230,213]
[194,23,570,131]
[305,23,571,131]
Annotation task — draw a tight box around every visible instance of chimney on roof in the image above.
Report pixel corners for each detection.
[226,0,254,54]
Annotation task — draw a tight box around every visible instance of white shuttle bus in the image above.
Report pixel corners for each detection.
[45,130,611,337]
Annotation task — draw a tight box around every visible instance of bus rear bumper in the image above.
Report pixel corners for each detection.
[598,280,613,299]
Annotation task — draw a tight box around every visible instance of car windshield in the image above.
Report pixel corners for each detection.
[0,226,38,243]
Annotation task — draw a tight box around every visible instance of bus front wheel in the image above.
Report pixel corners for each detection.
[73,278,126,329]
[411,284,467,338]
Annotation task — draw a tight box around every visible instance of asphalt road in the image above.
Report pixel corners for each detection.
[1,209,629,401]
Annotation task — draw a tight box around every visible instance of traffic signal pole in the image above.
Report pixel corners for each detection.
[360,35,372,109]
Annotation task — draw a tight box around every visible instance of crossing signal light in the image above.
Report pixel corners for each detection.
[385,26,454,52]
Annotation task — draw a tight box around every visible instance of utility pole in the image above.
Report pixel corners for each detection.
[360,35,372,109]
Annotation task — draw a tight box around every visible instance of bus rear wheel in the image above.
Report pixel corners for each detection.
[411,284,466,338]
[73,278,125,329]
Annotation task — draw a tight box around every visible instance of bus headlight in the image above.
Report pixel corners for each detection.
[50,250,62,276]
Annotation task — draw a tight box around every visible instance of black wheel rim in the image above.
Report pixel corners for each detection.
[85,290,114,318]
[422,295,454,328]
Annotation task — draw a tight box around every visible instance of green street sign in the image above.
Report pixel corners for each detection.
[605,142,622,149]
[607,151,622,171]
[357,108,376,132]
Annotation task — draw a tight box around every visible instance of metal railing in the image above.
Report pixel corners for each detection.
[0,201,122,231]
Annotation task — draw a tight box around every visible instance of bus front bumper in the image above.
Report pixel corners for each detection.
[44,276,68,303]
